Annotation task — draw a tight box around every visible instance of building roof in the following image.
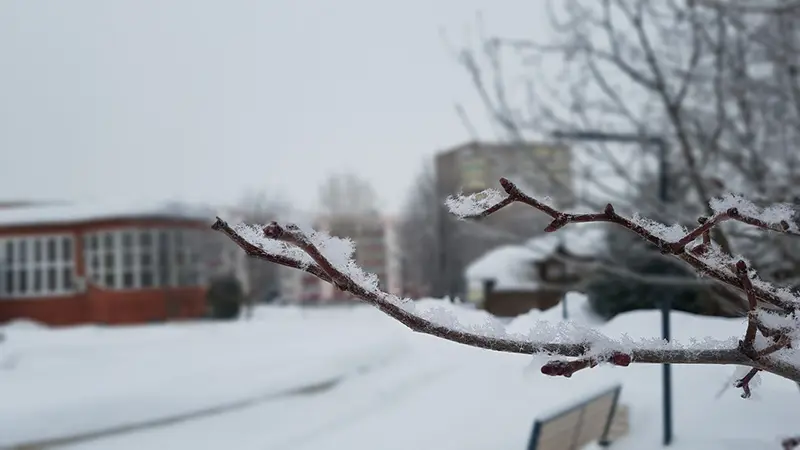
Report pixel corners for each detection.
[464,224,607,291]
[465,245,542,291]
[436,140,570,158]
[523,224,607,260]
[0,201,216,228]
[0,200,57,209]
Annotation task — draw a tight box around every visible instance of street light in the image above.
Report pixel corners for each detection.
[552,129,673,447]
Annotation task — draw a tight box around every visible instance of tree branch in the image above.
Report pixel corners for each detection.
[214,177,800,390]
[451,178,798,312]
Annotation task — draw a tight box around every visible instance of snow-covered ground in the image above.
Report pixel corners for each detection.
[1,296,799,450]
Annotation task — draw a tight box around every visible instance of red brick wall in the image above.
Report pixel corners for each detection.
[0,295,89,326]
[0,217,212,326]
[87,285,207,325]
[0,286,207,326]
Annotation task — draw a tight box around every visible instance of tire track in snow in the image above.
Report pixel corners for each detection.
[266,359,462,450]
[4,346,405,450]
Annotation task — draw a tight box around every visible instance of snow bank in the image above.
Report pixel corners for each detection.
[3,301,800,450]
[0,318,47,331]
[0,310,407,447]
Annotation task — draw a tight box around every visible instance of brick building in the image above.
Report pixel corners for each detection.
[0,202,246,325]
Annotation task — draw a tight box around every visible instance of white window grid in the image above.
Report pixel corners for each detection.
[0,234,76,298]
[83,227,206,290]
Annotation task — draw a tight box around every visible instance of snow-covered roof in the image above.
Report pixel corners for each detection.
[464,225,607,292]
[465,245,541,291]
[0,201,216,228]
[524,224,607,260]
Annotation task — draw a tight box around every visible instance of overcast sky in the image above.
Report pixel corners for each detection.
[0,1,555,216]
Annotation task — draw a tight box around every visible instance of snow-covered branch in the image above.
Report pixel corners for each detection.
[448,179,799,311]
[694,0,800,14]
[215,177,800,392]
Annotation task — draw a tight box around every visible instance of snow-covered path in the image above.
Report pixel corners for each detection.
[3,299,800,450]
[0,307,407,448]
[59,336,468,450]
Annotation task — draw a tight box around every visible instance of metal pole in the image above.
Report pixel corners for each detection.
[656,138,673,447]
[551,130,673,447]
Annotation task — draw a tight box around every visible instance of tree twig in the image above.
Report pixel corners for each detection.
[213,177,800,388]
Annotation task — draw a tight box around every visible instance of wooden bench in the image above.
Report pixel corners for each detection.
[526,384,629,450]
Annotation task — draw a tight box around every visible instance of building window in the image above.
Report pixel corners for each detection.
[157,229,173,287]
[121,231,136,288]
[459,154,488,191]
[178,229,203,287]
[0,235,76,298]
[139,230,155,288]
[83,227,206,290]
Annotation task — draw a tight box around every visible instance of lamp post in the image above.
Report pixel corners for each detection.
[552,130,672,447]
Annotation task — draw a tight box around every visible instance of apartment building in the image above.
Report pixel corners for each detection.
[435,140,574,207]
[434,140,574,297]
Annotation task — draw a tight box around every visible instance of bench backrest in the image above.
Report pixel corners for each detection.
[526,384,624,450]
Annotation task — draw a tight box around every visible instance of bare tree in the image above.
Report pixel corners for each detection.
[397,161,442,297]
[453,0,800,313]
[236,190,291,317]
[318,172,380,218]
[213,177,800,396]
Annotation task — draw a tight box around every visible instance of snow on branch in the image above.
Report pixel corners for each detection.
[213,177,800,392]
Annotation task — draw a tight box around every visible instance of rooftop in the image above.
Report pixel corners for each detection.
[464,224,608,291]
[0,201,216,228]
[436,140,570,159]
[465,245,542,291]
[524,224,607,259]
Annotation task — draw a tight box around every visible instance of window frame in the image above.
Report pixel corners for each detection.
[0,234,77,299]
[83,227,207,291]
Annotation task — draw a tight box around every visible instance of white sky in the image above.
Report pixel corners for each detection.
[0,0,554,216]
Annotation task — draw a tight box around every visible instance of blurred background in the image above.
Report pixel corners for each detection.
[1,1,800,449]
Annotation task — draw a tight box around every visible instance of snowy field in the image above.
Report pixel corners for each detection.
[1,295,800,450]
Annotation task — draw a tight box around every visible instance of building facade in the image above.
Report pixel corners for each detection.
[434,140,574,298]
[434,140,574,207]
[0,202,247,325]
[383,217,404,297]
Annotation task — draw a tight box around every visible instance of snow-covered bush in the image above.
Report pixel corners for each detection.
[206,275,245,320]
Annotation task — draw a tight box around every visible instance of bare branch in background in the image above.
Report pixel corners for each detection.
[236,189,294,307]
[397,162,442,296]
[453,0,800,311]
[695,0,800,15]
[317,172,380,218]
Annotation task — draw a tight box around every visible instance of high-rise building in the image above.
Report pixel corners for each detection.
[433,141,574,298]
[434,141,574,207]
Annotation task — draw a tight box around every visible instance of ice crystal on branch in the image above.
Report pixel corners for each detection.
[214,176,800,395]
[445,189,507,219]
[710,194,799,234]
